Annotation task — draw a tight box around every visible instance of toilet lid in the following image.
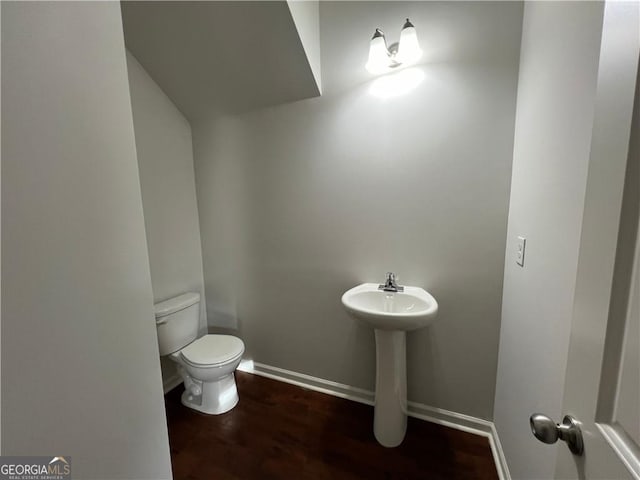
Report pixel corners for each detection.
[180,334,244,366]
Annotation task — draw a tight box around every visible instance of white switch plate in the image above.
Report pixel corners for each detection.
[516,236,526,267]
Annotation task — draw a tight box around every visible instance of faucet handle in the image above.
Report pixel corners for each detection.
[379,272,403,292]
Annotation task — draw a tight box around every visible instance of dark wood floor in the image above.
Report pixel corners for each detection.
[165,371,498,480]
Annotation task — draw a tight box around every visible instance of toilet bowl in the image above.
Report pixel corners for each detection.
[170,334,244,414]
[154,292,245,415]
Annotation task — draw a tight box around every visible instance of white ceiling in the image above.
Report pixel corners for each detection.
[121,1,321,121]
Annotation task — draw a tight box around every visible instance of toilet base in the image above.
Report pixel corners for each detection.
[180,372,239,415]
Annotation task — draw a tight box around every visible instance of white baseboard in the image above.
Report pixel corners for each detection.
[490,422,512,480]
[238,359,510,480]
[163,373,183,394]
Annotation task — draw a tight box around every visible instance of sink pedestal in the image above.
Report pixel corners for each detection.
[341,282,438,448]
[374,329,407,447]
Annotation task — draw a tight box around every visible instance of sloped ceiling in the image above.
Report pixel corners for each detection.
[121,1,321,121]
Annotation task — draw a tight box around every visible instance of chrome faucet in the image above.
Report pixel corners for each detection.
[379,272,404,292]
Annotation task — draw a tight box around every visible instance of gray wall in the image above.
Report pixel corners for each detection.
[492,2,605,479]
[193,1,522,420]
[1,3,172,478]
[127,52,207,388]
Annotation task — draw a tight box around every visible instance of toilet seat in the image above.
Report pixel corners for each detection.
[180,334,244,367]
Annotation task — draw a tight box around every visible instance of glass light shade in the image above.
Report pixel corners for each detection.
[366,35,391,75]
[396,25,422,65]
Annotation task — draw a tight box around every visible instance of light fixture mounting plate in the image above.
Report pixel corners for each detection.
[387,42,401,68]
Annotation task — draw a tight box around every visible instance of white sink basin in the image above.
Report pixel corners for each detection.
[341,283,438,331]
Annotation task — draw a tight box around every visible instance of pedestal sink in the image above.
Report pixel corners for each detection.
[341,281,438,447]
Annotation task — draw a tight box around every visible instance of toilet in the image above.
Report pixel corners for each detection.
[154,292,245,415]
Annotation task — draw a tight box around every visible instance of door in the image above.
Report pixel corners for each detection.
[549,2,640,478]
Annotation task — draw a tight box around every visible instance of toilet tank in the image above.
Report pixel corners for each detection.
[154,292,200,355]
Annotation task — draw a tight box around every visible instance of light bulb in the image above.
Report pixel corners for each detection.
[396,18,422,65]
[366,29,391,75]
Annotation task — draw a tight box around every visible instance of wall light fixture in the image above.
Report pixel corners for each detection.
[366,18,423,75]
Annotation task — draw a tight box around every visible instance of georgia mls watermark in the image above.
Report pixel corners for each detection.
[0,457,71,480]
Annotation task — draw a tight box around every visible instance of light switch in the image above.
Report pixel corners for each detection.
[516,236,526,267]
